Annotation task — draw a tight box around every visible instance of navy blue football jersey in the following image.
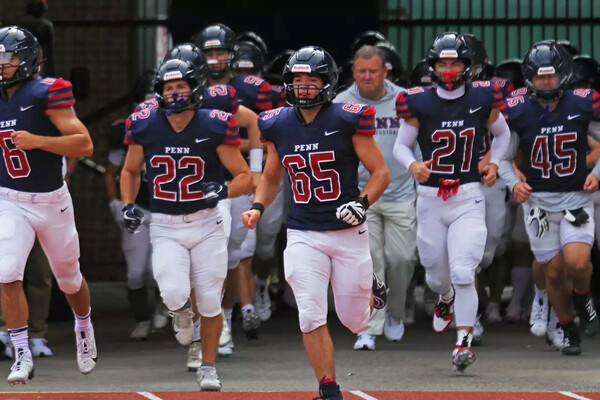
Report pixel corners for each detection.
[396,81,504,187]
[125,107,240,215]
[269,84,287,109]
[133,84,239,115]
[0,77,76,192]
[259,102,376,231]
[503,88,600,192]
[229,75,272,113]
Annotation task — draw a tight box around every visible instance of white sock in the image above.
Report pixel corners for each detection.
[74,307,92,329]
[453,283,478,327]
[8,326,29,351]
[441,285,455,303]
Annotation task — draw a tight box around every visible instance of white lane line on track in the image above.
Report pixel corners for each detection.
[559,392,593,400]
[137,392,164,400]
[350,390,379,400]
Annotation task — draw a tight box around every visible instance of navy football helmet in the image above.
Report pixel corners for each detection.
[374,41,404,85]
[495,59,525,89]
[265,49,295,85]
[462,33,490,80]
[163,43,206,76]
[192,23,238,79]
[522,41,573,100]
[283,46,338,108]
[153,58,205,114]
[410,59,432,87]
[237,31,268,58]
[426,32,473,90]
[232,42,265,76]
[351,30,387,55]
[0,26,40,88]
[570,55,599,89]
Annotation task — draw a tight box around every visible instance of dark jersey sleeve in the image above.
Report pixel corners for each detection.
[395,86,426,120]
[36,78,76,109]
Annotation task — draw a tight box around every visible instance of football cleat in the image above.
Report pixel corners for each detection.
[197,365,222,391]
[432,295,455,333]
[315,377,343,400]
[7,348,34,385]
[353,334,376,350]
[29,338,53,357]
[153,302,169,330]
[452,332,476,373]
[169,306,195,346]
[255,282,272,321]
[187,340,202,371]
[529,292,549,337]
[559,321,582,356]
[472,316,484,346]
[75,324,98,375]
[383,311,405,342]
[372,272,387,309]
[242,309,260,341]
[485,301,502,325]
[130,320,152,341]
[572,291,599,337]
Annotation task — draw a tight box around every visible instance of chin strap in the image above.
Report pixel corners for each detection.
[166,92,187,116]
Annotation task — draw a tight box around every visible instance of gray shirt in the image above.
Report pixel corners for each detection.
[334,80,417,202]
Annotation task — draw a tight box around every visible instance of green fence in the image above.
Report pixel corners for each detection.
[380,0,600,73]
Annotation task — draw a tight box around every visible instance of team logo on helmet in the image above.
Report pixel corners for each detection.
[164,71,184,80]
[537,66,556,75]
[291,64,311,73]
[204,39,222,47]
[237,61,254,69]
[439,50,458,58]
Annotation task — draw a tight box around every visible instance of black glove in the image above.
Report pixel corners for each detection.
[121,203,145,234]
[526,207,549,238]
[336,195,369,226]
[563,207,589,227]
[199,181,228,207]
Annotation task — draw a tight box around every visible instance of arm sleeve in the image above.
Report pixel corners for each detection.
[393,122,419,169]
[498,132,521,191]
[487,115,511,165]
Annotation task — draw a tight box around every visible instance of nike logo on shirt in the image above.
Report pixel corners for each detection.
[469,107,482,114]
[20,105,34,111]
[325,130,340,136]
[195,138,210,143]
[568,114,580,120]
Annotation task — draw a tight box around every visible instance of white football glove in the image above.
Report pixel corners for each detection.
[336,196,369,226]
[526,207,549,238]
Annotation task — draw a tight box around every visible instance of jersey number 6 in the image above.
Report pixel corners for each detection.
[282,151,341,204]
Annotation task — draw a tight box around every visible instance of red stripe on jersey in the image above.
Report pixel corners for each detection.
[48,78,73,93]
[258,83,271,93]
[225,115,241,146]
[361,106,376,117]
[397,113,412,119]
[48,90,73,101]
[356,128,376,136]
[493,93,503,99]
[593,90,600,101]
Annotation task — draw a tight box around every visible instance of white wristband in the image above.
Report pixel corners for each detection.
[249,148,263,172]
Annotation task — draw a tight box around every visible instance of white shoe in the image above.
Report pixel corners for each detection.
[130,321,152,341]
[485,302,502,324]
[383,311,405,342]
[0,332,13,359]
[546,308,563,350]
[7,348,34,385]
[242,309,260,340]
[75,324,97,375]
[452,332,476,373]
[187,340,202,371]
[169,307,195,346]
[29,338,53,357]
[472,317,484,346]
[353,334,376,350]
[530,292,549,337]
[153,302,169,330]
[255,282,272,322]
[218,338,234,357]
[197,365,222,391]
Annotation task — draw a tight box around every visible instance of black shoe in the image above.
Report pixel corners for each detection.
[314,378,343,400]
[372,272,386,309]
[572,291,599,336]
[559,321,582,356]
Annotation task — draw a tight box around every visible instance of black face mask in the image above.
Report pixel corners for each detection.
[26,1,48,18]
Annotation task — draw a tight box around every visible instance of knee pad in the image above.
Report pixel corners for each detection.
[334,295,370,334]
[195,289,222,318]
[159,285,190,311]
[450,264,476,286]
[55,269,83,294]
[0,254,23,283]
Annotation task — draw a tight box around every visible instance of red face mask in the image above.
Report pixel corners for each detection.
[440,70,458,90]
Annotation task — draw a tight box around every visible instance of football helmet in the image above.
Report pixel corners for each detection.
[283,46,338,108]
[0,26,40,88]
[570,55,599,89]
[265,49,295,85]
[556,39,580,57]
[410,59,432,87]
[522,41,573,100]
[192,23,238,79]
[153,58,205,114]
[495,59,525,89]
[426,32,473,90]
[237,31,268,58]
[163,43,206,77]
[374,41,404,85]
[232,42,265,76]
[351,30,387,55]
[462,33,490,80]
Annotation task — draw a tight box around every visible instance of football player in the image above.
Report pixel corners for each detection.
[393,32,510,372]
[0,26,97,384]
[242,46,389,400]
